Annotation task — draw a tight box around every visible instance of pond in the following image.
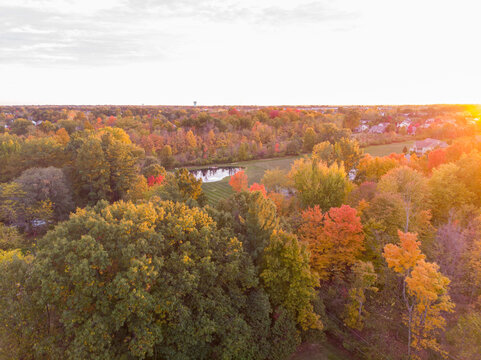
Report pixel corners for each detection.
[190,166,243,183]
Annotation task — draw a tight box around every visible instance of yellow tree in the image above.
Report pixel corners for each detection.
[406,259,454,355]
[384,231,454,358]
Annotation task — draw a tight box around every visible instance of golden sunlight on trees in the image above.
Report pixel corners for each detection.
[384,231,454,359]
[299,205,364,281]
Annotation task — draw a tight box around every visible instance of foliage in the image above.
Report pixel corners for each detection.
[261,168,289,191]
[15,167,74,221]
[355,154,400,183]
[378,166,427,232]
[428,163,474,223]
[261,230,322,331]
[71,129,142,205]
[31,200,267,359]
[384,231,454,358]
[344,261,378,330]
[289,158,351,211]
[229,170,248,193]
[447,311,481,359]
[249,182,267,197]
[312,138,363,172]
[299,205,364,280]
[0,250,38,360]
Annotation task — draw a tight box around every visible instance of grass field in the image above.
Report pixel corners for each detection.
[201,140,416,206]
[201,156,301,206]
[363,140,415,157]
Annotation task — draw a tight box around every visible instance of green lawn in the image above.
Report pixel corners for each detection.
[201,140,415,206]
[201,156,301,207]
[363,140,414,157]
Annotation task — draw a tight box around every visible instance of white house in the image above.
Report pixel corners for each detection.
[397,120,412,128]
[369,122,389,134]
[410,138,448,155]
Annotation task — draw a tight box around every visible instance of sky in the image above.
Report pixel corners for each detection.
[1,0,480,105]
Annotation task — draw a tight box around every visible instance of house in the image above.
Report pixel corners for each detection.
[410,138,448,155]
[354,124,369,133]
[407,123,419,135]
[397,119,412,129]
[369,122,389,134]
[354,120,369,133]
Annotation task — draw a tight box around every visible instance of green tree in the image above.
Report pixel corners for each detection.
[72,130,141,205]
[428,163,474,223]
[378,166,427,232]
[15,167,74,221]
[303,127,318,152]
[0,250,39,359]
[159,144,175,168]
[342,110,361,130]
[0,223,25,250]
[10,118,33,136]
[217,191,279,265]
[31,200,267,359]
[74,136,111,204]
[260,230,322,331]
[447,311,481,359]
[344,261,378,330]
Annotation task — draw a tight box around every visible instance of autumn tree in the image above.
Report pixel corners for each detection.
[454,150,481,206]
[0,250,40,359]
[299,205,364,280]
[303,127,318,152]
[71,129,141,205]
[342,110,361,130]
[229,170,248,192]
[249,182,267,197]
[428,163,474,223]
[0,223,25,250]
[261,168,290,192]
[289,158,351,211]
[384,231,454,358]
[378,166,427,232]
[0,182,53,235]
[355,154,400,183]
[312,138,363,172]
[148,169,206,206]
[30,200,272,359]
[159,144,174,168]
[10,118,33,136]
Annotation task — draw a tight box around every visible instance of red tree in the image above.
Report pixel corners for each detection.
[299,205,364,280]
[427,148,447,172]
[229,170,248,192]
[249,182,267,197]
[147,174,165,187]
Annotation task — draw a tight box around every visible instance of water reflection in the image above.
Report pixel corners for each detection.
[190,167,243,183]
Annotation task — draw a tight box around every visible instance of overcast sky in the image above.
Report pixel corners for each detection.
[1,0,480,105]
